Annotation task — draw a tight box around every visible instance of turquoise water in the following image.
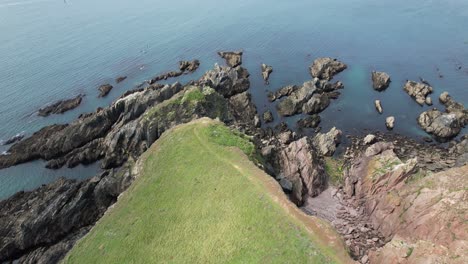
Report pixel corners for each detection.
[0,0,467,199]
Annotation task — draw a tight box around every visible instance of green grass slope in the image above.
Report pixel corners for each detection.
[64,118,351,264]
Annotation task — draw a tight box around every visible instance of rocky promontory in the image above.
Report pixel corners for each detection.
[38,94,83,117]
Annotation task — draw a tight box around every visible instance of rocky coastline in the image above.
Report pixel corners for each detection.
[0,51,466,263]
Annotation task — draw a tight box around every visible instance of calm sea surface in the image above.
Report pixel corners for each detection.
[0,0,467,199]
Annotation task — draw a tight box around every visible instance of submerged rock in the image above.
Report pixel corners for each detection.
[115,76,127,83]
[98,84,113,97]
[262,110,274,123]
[309,57,347,80]
[313,127,342,156]
[371,71,391,91]
[375,100,383,114]
[261,64,273,84]
[403,80,433,106]
[38,95,83,117]
[1,133,25,146]
[297,115,321,129]
[217,51,243,68]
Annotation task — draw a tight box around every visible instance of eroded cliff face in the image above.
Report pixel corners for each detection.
[343,142,467,264]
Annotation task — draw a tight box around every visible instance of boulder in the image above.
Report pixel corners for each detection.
[38,95,83,117]
[375,100,383,114]
[261,64,273,84]
[313,127,342,156]
[268,85,297,102]
[403,81,433,106]
[302,93,330,114]
[386,116,395,130]
[98,84,113,97]
[371,71,391,91]
[198,64,250,97]
[309,57,347,80]
[262,111,274,123]
[277,81,316,116]
[217,51,243,68]
[363,134,376,145]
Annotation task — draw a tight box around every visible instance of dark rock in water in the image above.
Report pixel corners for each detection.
[371,71,391,91]
[262,110,274,123]
[312,127,342,156]
[179,60,200,72]
[297,115,321,128]
[268,85,297,102]
[98,84,113,97]
[309,57,347,80]
[403,80,433,106]
[217,51,243,68]
[1,133,24,146]
[148,59,200,84]
[261,63,273,84]
[38,95,83,117]
[277,81,316,116]
[0,168,134,263]
[302,93,330,114]
[115,76,127,83]
[418,91,467,140]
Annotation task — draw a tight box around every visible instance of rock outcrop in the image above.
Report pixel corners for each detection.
[277,81,316,116]
[302,93,330,114]
[268,85,296,102]
[297,115,321,129]
[38,95,83,117]
[371,71,391,91]
[98,84,113,97]
[115,76,127,83]
[343,142,468,264]
[417,92,467,140]
[262,111,273,123]
[309,57,347,80]
[1,133,24,146]
[217,51,242,67]
[403,81,433,106]
[313,127,342,156]
[261,64,273,84]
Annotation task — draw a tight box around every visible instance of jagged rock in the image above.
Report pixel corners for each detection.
[363,134,376,145]
[302,93,330,114]
[268,85,297,102]
[115,76,127,83]
[228,91,259,130]
[418,110,462,140]
[403,81,433,106]
[309,57,347,80]
[261,64,273,84]
[344,144,468,264]
[386,116,395,130]
[371,71,391,91]
[297,115,321,129]
[262,111,274,123]
[38,95,83,117]
[438,91,467,125]
[179,60,200,72]
[1,133,25,146]
[148,59,200,84]
[277,81,316,116]
[217,51,242,67]
[98,84,113,97]
[198,64,250,97]
[277,137,327,206]
[313,127,342,156]
[375,100,383,114]
[0,168,134,263]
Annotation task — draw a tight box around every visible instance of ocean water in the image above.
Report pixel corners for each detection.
[0,0,467,200]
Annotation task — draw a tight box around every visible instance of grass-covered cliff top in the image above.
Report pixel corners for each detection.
[64,118,350,263]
